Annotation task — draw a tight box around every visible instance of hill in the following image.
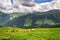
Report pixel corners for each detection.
[5,10,60,28]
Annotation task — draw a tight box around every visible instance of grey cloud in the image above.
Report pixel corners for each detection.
[14,0,35,7]
[21,3,35,7]
[0,0,60,13]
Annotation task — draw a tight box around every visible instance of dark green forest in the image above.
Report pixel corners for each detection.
[0,10,60,28]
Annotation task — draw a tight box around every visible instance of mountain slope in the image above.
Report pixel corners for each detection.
[5,10,60,28]
[0,12,10,26]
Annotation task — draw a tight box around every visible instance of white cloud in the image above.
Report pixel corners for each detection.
[0,0,60,14]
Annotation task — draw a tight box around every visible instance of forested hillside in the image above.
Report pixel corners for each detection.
[4,10,60,28]
[0,10,60,28]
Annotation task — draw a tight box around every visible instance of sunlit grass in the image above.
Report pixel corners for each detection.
[0,27,60,40]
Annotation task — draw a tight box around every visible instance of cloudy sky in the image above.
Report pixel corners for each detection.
[0,0,60,13]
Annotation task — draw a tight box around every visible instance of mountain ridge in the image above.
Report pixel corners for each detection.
[3,9,60,28]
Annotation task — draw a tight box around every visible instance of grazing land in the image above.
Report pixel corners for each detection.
[0,27,60,40]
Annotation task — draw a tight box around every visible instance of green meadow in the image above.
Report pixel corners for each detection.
[0,27,60,40]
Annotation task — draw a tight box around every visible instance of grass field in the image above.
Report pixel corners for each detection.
[0,27,60,40]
